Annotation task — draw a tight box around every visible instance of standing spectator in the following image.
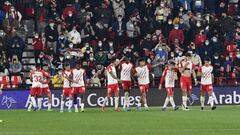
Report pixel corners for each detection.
[112,15,126,48]
[33,32,44,64]
[112,0,125,18]
[80,21,95,43]
[34,0,48,32]
[44,19,59,53]
[126,16,140,46]
[94,21,108,41]
[64,10,77,30]
[162,18,174,41]
[154,1,171,25]
[168,24,185,47]
[194,29,207,47]
[68,25,81,47]
[3,6,22,29]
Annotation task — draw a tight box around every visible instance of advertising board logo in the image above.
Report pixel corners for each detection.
[1,95,17,109]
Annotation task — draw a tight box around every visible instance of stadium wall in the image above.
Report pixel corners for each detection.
[1,87,240,109]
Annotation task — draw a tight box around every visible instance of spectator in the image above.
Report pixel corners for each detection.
[51,68,64,88]
[126,16,140,46]
[64,10,77,30]
[0,55,9,76]
[94,21,108,41]
[9,55,22,76]
[80,21,95,43]
[112,15,126,48]
[112,0,125,18]
[154,1,171,24]
[68,25,81,47]
[212,53,224,76]
[95,51,108,66]
[3,6,22,29]
[8,31,25,60]
[44,19,59,52]
[168,24,185,47]
[34,0,48,32]
[32,32,44,64]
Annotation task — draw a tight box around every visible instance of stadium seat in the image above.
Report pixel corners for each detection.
[0,76,11,89]
[11,76,22,88]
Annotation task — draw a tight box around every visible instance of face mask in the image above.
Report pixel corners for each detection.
[205,41,209,45]
[66,55,70,59]
[214,56,219,59]
[180,21,184,24]
[60,57,64,61]
[168,21,172,25]
[179,52,183,56]
[212,38,217,42]
[58,72,62,75]
[35,35,39,38]
[92,71,96,74]
[86,50,90,54]
[90,57,94,61]
[69,44,73,48]
[180,8,183,12]
[226,57,229,61]
[196,23,201,27]
[98,43,102,47]
[160,3,164,7]
[159,48,163,51]
[109,42,113,47]
[171,54,174,57]
[68,14,73,17]
[174,26,179,30]
[60,36,64,40]
[110,50,114,54]
[49,23,54,27]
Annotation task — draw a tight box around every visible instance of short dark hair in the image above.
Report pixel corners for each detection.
[35,63,41,69]
[185,53,191,57]
[64,63,70,67]
[138,58,145,62]
[204,57,211,62]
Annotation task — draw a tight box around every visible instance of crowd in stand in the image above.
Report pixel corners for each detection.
[0,0,240,88]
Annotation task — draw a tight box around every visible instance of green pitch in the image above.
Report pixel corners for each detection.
[0,106,240,135]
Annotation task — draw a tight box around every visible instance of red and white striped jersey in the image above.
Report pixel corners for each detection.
[135,65,151,85]
[63,70,72,88]
[106,64,118,85]
[42,71,50,88]
[179,60,195,73]
[119,62,134,81]
[198,65,213,85]
[71,68,86,87]
[160,66,177,88]
[30,70,44,88]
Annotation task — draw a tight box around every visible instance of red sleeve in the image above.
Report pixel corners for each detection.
[147,64,152,69]
[192,63,195,71]
[118,62,124,70]
[107,65,112,73]
[179,60,183,68]
[133,68,137,75]
[198,66,202,73]
[160,67,167,85]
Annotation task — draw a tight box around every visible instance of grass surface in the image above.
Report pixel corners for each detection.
[0,106,240,135]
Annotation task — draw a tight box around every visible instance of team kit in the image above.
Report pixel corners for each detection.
[28,53,216,113]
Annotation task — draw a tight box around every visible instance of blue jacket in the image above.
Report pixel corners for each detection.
[0,10,5,24]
